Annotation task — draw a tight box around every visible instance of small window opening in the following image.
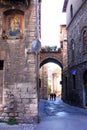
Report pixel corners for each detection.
[0,60,4,70]
[70,4,73,19]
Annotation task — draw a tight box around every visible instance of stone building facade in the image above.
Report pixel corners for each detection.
[60,25,67,69]
[39,64,48,100]
[59,24,68,101]
[0,0,41,123]
[52,68,62,97]
[63,0,87,107]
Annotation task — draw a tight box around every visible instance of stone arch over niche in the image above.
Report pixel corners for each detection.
[0,0,30,8]
[40,57,63,68]
[2,9,24,39]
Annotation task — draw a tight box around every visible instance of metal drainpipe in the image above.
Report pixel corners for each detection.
[35,0,40,123]
[35,0,38,39]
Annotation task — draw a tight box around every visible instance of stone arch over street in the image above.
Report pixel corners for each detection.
[40,57,63,68]
[40,51,63,68]
[39,53,63,100]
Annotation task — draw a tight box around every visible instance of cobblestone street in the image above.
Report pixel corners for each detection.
[1,98,87,130]
[0,123,34,130]
[34,98,87,130]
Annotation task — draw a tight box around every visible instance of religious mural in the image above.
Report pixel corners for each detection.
[2,9,24,39]
[9,16,21,37]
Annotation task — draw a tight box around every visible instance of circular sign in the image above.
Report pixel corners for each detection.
[71,70,77,75]
[31,39,41,53]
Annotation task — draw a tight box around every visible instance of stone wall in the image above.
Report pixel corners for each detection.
[0,0,40,123]
[39,64,48,100]
[66,0,83,26]
[62,1,87,107]
[60,25,67,69]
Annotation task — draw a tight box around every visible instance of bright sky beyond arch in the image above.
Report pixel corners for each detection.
[41,0,66,47]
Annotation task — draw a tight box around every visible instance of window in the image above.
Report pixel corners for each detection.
[82,27,87,52]
[38,0,41,2]
[71,39,75,62]
[83,70,87,86]
[0,60,4,70]
[65,77,68,97]
[0,60,4,104]
[83,70,87,106]
[73,75,76,89]
[70,4,73,19]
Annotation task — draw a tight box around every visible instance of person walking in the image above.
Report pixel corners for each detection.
[50,93,54,100]
[53,93,56,101]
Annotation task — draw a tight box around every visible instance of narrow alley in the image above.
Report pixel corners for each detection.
[34,98,87,130]
[0,98,87,130]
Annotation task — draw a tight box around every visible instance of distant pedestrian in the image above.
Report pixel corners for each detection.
[51,93,53,100]
[50,93,51,100]
[50,93,53,100]
[53,93,56,101]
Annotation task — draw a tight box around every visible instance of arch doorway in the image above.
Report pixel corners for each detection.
[83,70,87,106]
[39,58,62,100]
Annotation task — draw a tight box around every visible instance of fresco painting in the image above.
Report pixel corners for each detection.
[9,16,21,37]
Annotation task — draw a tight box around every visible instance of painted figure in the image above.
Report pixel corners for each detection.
[9,16,21,37]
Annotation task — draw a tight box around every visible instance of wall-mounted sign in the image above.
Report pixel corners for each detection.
[32,39,41,53]
[71,70,77,75]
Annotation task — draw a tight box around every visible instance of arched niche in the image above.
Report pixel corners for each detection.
[0,0,30,9]
[2,9,24,39]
